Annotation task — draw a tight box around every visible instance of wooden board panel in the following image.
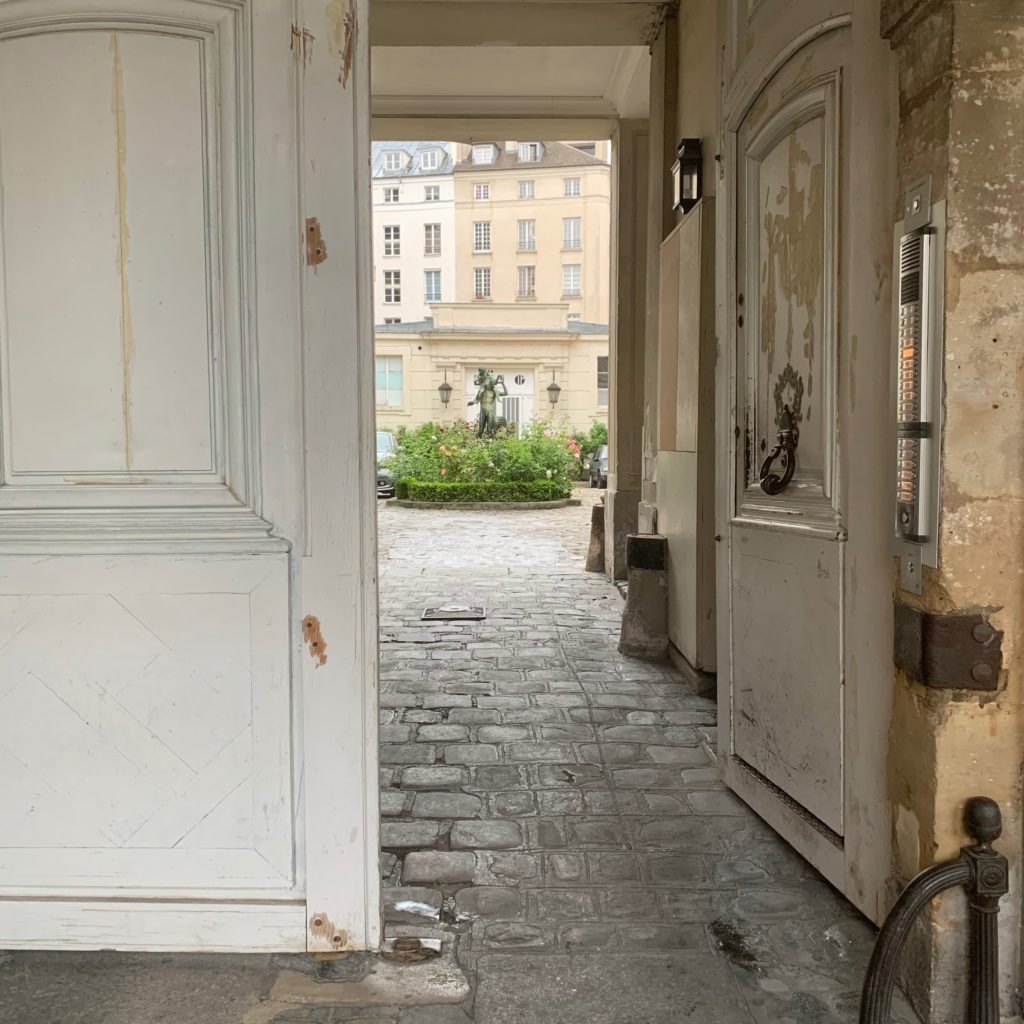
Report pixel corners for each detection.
[0,555,295,892]
[730,526,843,834]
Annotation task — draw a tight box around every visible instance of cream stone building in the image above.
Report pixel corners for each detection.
[374,140,611,432]
[371,141,455,325]
[452,141,611,324]
[375,302,607,434]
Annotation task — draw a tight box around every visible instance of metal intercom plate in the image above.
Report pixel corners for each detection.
[891,177,945,592]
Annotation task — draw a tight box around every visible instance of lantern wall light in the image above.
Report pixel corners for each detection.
[438,369,453,407]
[671,137,703,215]
[546,371,562,407]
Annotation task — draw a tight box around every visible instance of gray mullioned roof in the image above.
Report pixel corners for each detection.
[375,317,608,335]
[372,141,453,179]
[454,141,607,173]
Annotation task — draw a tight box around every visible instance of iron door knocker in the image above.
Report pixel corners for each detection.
[759,403,799,495]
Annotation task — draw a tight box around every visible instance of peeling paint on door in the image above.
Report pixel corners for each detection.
[302,615,328,666]
[111,33,135,470]
[291,23,315,66]
[325,0,357,88]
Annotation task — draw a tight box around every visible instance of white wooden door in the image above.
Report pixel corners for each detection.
[0,0,378,951]
[717,1,897,921]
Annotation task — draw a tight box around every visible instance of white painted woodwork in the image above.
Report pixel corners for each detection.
[717,0,898,921]
[0,0,378,952]
[657,202,716,671]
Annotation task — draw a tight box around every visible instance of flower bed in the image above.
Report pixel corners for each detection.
[387,421,580,502]
[397,479,572,503]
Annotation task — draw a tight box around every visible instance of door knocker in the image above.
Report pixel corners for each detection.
[759,364,803,496]
[759,404,799,495]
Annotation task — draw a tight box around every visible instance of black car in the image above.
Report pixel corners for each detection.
[376,431,397,497]
[589,444,608,488]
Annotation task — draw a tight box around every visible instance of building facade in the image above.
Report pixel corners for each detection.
[371,142,455,324]
[452,141,611,324]
[375,303,607,434]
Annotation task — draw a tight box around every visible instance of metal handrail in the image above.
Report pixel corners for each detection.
[860,796,1009,1024]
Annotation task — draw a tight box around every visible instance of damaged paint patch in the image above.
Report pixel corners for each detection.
[111,33,135,470]
[302,615,328,666]
[325,0,356,88]
[309,912,349,948]
[291,23,315,66]
[305,217,327,266]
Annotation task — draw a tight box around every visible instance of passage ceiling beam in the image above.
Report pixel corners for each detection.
[371,1,666,47]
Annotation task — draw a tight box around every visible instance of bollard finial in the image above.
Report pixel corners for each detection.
[965,796,1002,849]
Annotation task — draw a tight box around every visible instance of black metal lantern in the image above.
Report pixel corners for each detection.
[546,371,561,407]
[671,137,702,214]
[438,370,453,407]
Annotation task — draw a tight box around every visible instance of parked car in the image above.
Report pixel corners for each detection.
[376,430,396,497]
[589,444,608,488]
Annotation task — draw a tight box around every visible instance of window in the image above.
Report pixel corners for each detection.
[384,317,401,325]
[597,356,609,407]
[563,217,582,250]
[424,223,441,256]
[517,219,536,252]
[562,264,581,296]
[474,183,490,201]
[383,224,401,257]
[572,142,597,156]
[472,144,495,165]
[424,184,440,202]
[474,267,491,300]
[517,266,536,299]
[383,151,403,172]
[383,186,399,204]
[518,180,535,199]
[420,150,439,171]
[376,355,403,407]
[424,269,441,302]
[518,142,541,162]
[564,177,581,197]
[384,270,401,304]
[473,221,491,252]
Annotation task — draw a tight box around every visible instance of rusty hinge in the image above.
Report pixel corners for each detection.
[893,602,1002,691]
[305,217,327,266]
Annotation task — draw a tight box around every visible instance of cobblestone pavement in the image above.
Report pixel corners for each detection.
[376,491,918,1024]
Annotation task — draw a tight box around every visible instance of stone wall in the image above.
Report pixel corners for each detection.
[882,2,1024,1019]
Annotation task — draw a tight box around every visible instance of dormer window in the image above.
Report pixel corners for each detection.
[383,151,403,172]
[518,142,542,163]
[471,144,496,165]
[420,150,440,171]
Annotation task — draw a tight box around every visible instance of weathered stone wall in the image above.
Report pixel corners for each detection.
[883,1,1024,1020]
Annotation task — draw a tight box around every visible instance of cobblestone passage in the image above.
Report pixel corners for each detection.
[376,493,917,1024]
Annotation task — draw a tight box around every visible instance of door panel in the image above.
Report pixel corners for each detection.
[0,0,377,951]
[719,0,898,921]
[731,530,842,832]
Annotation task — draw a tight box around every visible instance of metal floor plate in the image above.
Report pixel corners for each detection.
[422,605,486,621]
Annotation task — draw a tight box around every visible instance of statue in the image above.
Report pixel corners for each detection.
[467,367,507,438]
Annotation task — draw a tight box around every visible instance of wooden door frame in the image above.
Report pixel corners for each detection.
[297,0,381,953]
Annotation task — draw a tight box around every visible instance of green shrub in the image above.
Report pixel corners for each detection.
[390,420,580,491]
[402,479,572,503]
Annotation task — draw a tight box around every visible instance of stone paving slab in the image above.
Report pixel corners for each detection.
[376,492,921,1024]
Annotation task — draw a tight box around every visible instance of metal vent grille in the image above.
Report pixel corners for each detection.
[899,233,923,305]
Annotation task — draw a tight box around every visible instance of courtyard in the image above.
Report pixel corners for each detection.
[374,493,918,1023]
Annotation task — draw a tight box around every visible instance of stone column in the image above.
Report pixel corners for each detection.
[605,119,649,578]
[882,2,1024,1019]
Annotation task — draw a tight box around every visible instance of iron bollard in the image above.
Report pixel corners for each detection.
[859,796,1009,1024]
